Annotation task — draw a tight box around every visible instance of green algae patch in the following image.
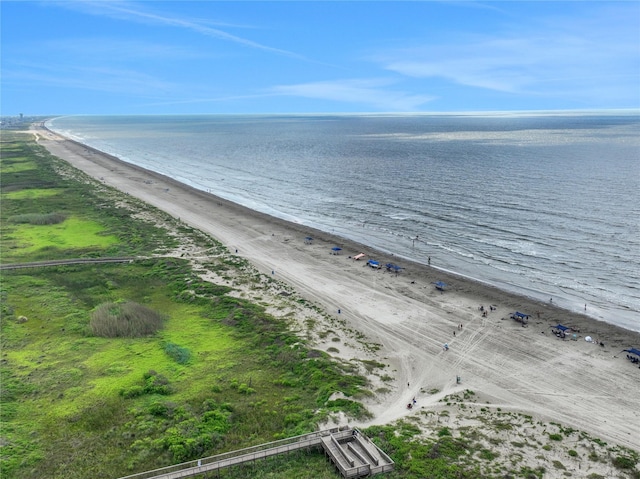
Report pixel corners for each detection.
[8,216,119,254]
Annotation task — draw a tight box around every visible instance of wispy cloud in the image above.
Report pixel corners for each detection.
[4,61,174,97]
[51,0,306,59]
[39,38,206,62]
[140,79,433,111]
[269,79,435,111]
[375,4,639,102]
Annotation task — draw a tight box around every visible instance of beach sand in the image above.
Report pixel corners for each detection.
[33,124,639,454]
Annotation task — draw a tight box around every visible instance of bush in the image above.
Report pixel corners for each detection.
[90,301,164,337]
[143,370,172,395]
[120,385,144,399]
[612,455,637,470]
[163,342,191,364]
[8,212,67,225]
[119,372,172,398]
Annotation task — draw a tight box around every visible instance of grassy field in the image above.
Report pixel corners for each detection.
[1,128,638,479]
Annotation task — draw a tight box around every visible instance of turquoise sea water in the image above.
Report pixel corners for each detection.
[48,113,640,331]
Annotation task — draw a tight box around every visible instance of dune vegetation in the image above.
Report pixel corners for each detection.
[1,131,369,479]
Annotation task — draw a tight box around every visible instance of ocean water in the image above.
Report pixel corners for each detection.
[47,113,640,332]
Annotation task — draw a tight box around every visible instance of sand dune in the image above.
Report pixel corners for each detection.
[35,124,640,452]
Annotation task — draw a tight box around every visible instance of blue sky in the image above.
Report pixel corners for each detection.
[2,1,639,115]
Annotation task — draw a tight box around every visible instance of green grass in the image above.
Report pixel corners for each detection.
[5,216,119,254]
[0,159,37,173]
[3,187,66,200]
[0,132,371,478]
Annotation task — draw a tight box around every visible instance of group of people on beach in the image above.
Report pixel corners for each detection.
[626,354,639,364]
[479,305,495,318]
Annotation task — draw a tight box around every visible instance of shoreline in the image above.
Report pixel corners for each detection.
[45,122,640,333]
[33,123,640,451]
[42,122,637,335]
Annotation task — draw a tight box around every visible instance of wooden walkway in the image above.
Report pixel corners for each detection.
[0,257,137,270]
[117,427,393,479]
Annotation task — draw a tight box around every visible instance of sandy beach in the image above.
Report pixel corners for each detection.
[33,124,639,454]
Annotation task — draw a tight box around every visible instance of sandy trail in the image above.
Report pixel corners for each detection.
[34,125,640,451]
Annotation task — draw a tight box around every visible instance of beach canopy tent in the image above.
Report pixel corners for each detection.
[367,259,381,269]
[511,312,529,324]
[331,247,342,255]
[353,253,366,260]
[552,324,571,332]
[304,236,313,244]
[385,263,404,273]
[433,281,447,291]
[624,348,640,357]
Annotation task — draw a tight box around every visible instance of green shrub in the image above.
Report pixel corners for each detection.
[612,455,637,470]
[478,448,499,461]
[162,341,191,364]
[143,370,172,395]
[237,383,255,394]
[325,398,371,420]
[90,301,164,337]
[552,460,566,470]
[549,433,563,441]
[148,401,169,417]
[120,385,144,399]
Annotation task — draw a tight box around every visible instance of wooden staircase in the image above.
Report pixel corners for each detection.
[116,427,393,479]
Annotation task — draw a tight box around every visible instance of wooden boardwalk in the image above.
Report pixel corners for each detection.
[0,257,137,270]
[117,427,393,479]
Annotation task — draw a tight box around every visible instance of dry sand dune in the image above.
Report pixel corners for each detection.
[35,125,640,453]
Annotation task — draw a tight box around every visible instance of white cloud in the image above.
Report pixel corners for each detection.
[269,79,435,111]
[375,4,640,102]
[50,0,305,59]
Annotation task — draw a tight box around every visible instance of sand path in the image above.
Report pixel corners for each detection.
[34,125,640,451]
